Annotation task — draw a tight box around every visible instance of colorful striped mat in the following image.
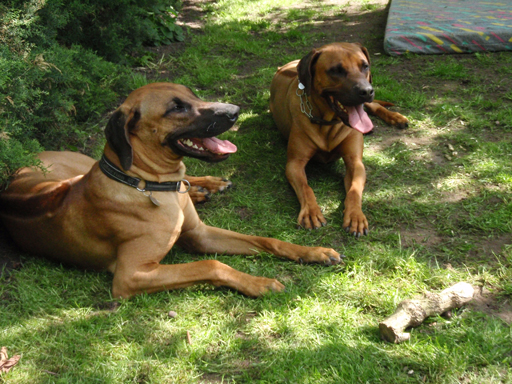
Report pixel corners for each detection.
[384,0,512,55]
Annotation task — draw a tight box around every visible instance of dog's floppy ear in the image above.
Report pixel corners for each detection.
[356,43,372,84]
[104,107,140,171]
[297,49,321,96]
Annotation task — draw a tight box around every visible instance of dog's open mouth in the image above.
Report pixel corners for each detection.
[170,133,237,162]
[177,136,237,156]
[166,102,240,162]
[327,96,373,134]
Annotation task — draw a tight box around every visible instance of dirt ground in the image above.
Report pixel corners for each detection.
[1,0,510,323]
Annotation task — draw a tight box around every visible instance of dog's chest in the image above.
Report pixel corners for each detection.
[311,124,353,153]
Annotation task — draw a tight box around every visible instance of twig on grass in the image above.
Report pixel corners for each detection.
[379,282,475,343]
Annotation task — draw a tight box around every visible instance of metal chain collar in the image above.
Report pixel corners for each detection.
[296,82,314,119]
[295,81,343,126]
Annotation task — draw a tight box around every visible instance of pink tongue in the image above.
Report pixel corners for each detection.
[202,137,237,154]
[346,105,373,134]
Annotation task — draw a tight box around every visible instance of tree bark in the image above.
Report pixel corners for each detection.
[379,282,474,343]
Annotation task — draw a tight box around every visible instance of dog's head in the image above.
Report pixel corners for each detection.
[297,42,374,133]
[105,83,240,171]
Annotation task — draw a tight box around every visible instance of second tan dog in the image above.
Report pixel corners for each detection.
[270,42,409,234]
[0,83,342,299]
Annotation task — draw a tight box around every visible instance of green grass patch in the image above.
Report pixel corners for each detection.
[1,0,512,383]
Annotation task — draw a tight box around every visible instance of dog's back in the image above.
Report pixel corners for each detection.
[0,151,94,218]
[0,151,116,269]
[269,60,301,140]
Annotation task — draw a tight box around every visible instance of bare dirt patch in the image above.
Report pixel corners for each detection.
[467,234,512,260]
[400,223,443,248]
[200,373,225,383]
[469,286,512,325]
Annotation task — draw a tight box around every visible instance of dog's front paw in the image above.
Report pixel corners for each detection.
[388,112,409,129]
[342,208,369,238]
[297,204,327,230]
[187,175,233,204]
[189,186,212,204]
[298,248,344,265]
[196,176,233,194]
[241,276,285,297]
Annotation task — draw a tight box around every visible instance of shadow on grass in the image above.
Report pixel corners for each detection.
[1,0,512,382]
[1,85,511,384]
[3,265,510,383]
[164,0,392,103]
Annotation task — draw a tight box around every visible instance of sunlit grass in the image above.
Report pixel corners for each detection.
[2,0,512,383]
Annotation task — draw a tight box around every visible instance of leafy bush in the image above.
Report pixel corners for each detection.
[0,0,183,187]
[34,0,183,63]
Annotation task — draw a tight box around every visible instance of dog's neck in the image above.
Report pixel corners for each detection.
[103,145,186,183]
[309,92,342,126]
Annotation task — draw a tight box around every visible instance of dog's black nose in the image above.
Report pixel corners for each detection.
[354,84,374,102]
[227,111,239,122]
[358,85,374,98]
[226,106,240,122]
[211,103,240,123]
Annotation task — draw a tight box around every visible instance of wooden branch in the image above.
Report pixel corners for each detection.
[379,282,474,344]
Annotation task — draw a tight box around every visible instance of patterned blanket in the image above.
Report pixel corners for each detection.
[384,0,512,55]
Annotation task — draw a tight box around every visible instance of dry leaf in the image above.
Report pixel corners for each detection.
[0,347,21,374]
[0,347,7,364]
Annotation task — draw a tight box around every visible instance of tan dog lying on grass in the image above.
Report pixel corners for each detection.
[270,42,409,234]
[0,83,342,299]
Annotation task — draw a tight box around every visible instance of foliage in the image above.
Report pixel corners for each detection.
[1,0,512,382]
[0,137,42,185]
[146,2,185,46]
[33,0,184,63]
[0,0,183,187]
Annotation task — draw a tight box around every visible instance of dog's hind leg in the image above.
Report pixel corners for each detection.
[111,258,284,298]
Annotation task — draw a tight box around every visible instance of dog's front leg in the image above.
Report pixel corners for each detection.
[285,140,326,230]
[178,222,342,267]
[339,133,368,237]
[364,101,409,129]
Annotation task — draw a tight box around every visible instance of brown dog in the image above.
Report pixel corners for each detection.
[0,83,342,299]
[270,42,408,234]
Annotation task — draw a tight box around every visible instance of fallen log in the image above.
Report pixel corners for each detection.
[379,282,475,344]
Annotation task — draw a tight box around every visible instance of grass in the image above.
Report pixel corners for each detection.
[1,0,512,383]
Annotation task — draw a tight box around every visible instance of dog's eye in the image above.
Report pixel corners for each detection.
[327,64,347,78]
[361,62,370,71]
[165,98,189,115]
